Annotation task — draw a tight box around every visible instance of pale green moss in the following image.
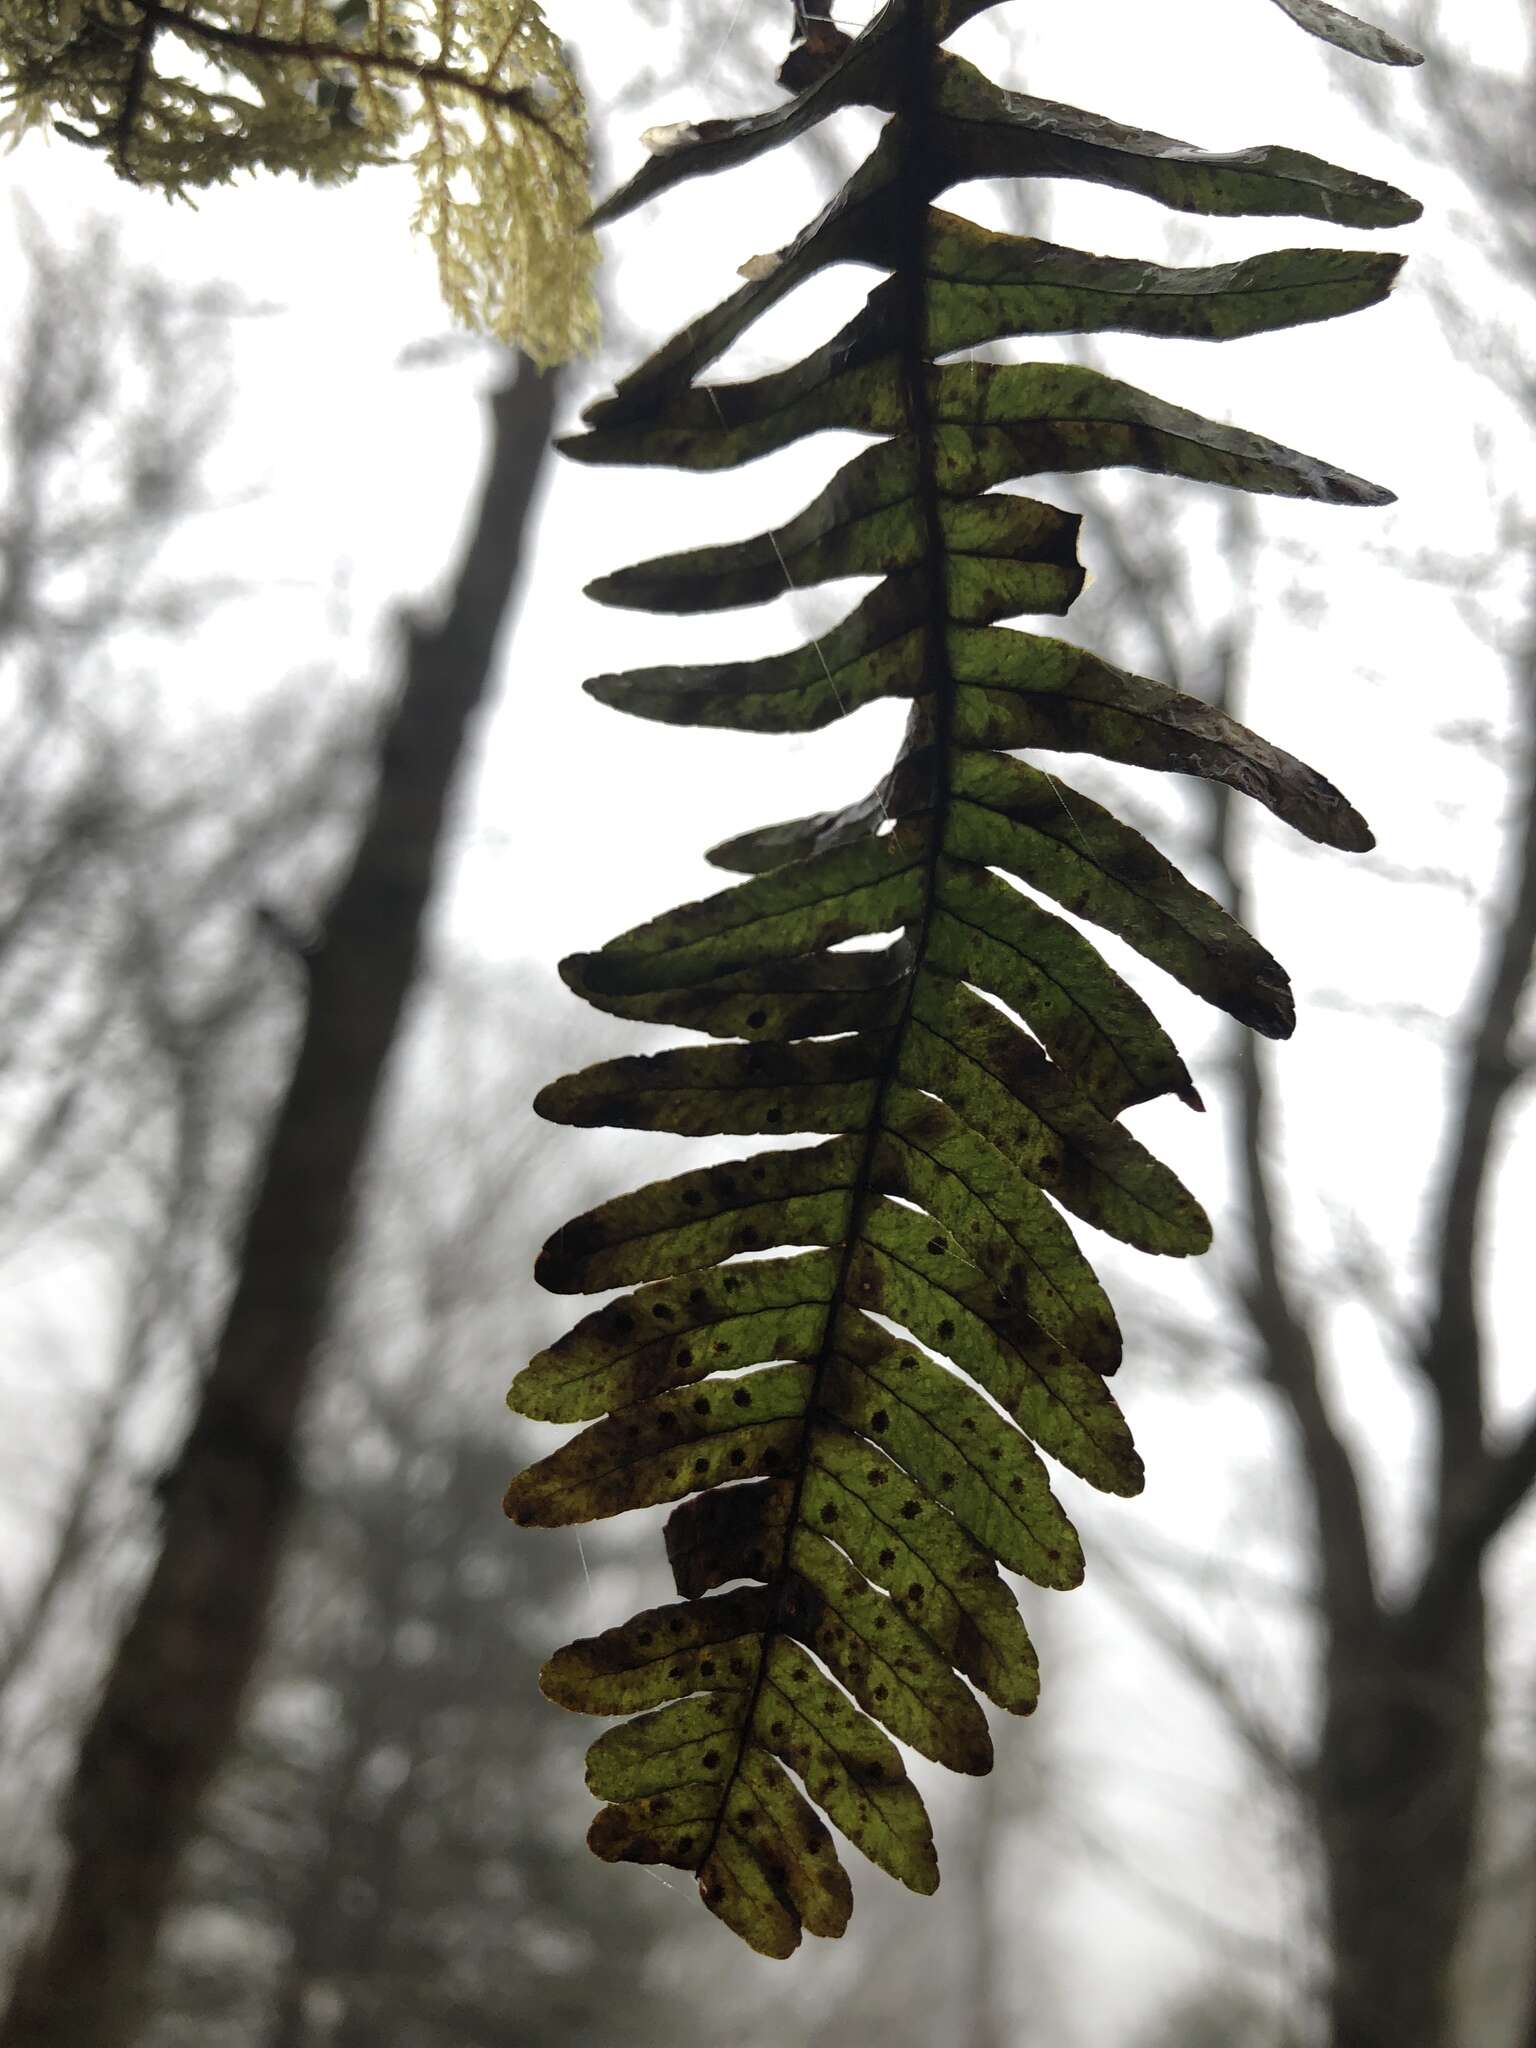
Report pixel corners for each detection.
[0,0,596,362]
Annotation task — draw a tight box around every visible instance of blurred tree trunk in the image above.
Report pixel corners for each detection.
[1207,678,1525,2048]
[959,1774,1007,2048]
[1081,435,1535,2046]
[1216,647,1534,2047]
[259,1689,388,2048]
[0,361,557,2048]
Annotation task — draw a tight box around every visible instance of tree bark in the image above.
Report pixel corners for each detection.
[0,362,557,2048]
[1078,480,1535,2048]
[1318,1610,1487,2048]
[1203,609,1512,2048]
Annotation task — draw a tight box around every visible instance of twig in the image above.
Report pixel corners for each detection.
[112,0,164,177]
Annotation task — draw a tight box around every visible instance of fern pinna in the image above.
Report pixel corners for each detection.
[507,0,1420,1957]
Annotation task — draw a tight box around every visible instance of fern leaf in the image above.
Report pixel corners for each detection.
[509,0,1419,1956]
[1266,0,1424,67]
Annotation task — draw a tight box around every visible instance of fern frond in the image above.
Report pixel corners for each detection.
[0,0,595,361]
[1265,0,1424,67]
[508,0,1419,1955]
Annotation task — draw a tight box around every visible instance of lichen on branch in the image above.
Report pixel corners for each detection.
[0,0,597,362]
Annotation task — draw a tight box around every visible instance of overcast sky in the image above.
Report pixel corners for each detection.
[5,2,1534,2038]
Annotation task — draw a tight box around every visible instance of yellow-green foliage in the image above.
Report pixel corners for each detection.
[0,0,596,362]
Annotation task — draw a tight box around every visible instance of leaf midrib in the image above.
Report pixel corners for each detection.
[694,15,967,1879]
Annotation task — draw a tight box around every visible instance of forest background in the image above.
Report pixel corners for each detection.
[0,1,1533,2043]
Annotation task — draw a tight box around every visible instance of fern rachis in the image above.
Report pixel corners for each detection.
[507,0,1422,1957]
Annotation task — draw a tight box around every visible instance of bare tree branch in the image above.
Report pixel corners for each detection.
[0,362,556,2048]
[1412,631,1536,1602]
